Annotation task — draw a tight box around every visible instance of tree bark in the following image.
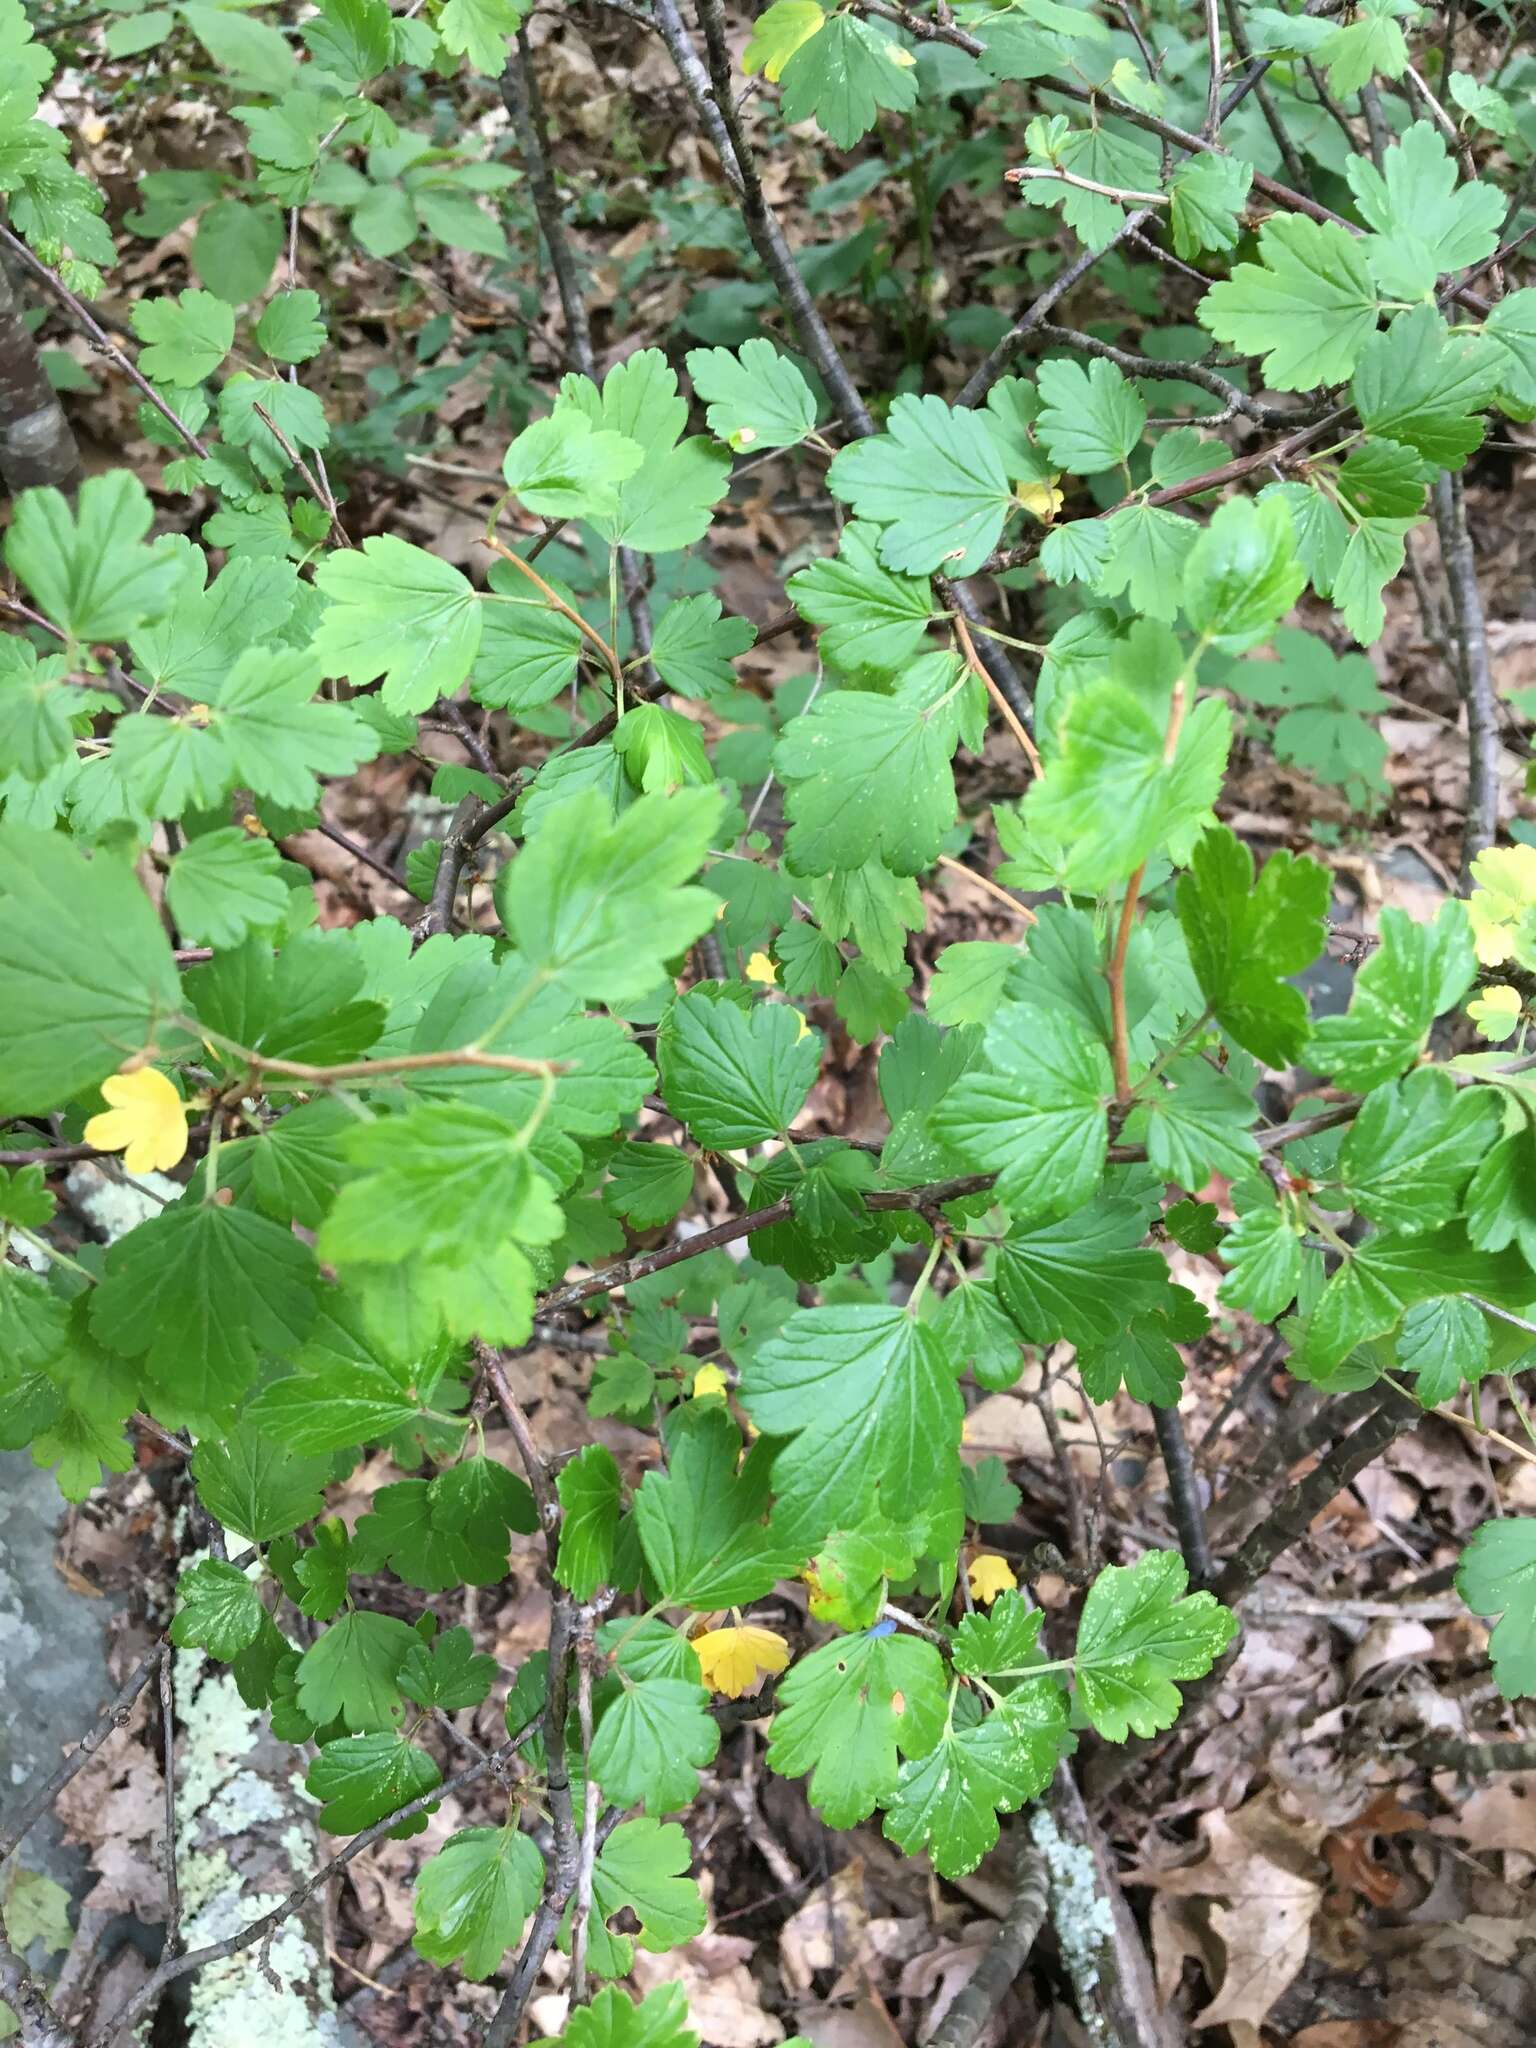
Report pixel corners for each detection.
[0,256,81,498]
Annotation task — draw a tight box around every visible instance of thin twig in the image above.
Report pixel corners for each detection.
[1433,471,1501,887]
[1152,1404,1215,1587]
[569,1616,600,2005]
[159,1654,181,1958]
[926,1837,1049,2048]
[947,595,1042,775]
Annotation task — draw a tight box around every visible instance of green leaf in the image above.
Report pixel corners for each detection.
[1225,624,1389,802]
[1397,1295,1490,1407]
[297,1609,419,1731]
[649,595,756,701]
[1198,216,1379,391]
[556,1443,620,1599]
[131,287,234,385]
[1345,120,1503,301]
[1073,1550,1238,1741]
[0,1165,55,1231]
[1035,356,1145,473]
[1181,495,1306,652]
[828,394,1013,576]
[556,350,729,552]
[5,474,179,642]
[603,1144,695,1229]
[319,1100,560,1268]
[1168,153,1253,259]
[472,579,582,711]
[414,1825,545,1978]
[126,554,298,698]
[312,536,482,713]
[765,1629,947,1827]
[1310,902,1476,1090]
[193,197,284,302]
[352,1478,512,1591]
[590,1677,720,1815]
[884,1689,1069,1878]
[963,1455,1022,1524]
[307,1731,442,1834]
[169,1557,266,1658]
[1024,684,1229,890]
[92,1200,321,1421]
[659,988,819,1149]
[219,375,329,481]
[0,641,77,784]
[777,659,968,877]
[398,1624,498,1710]
[614,703,711,793]
[926,941,1017,1029]
[931,1002,1109,1222]
[1351,306,1500,469]
[687,338,818,451]
[166,828,287,946]
[785,521,936,678]
[740,1304,964,1551]
[1176,824,1327,1065]
[501,407,644,521]
[1466,1130,1536,1267]
[1484,288,1536,412]
[1218,1188,1305,1320]
[181,0,297,92]
[496,787,723,1004]
[255,288,327,363]
[0,827,180,1117]
[292,1519,353,1620]
[301,0,394,84]
[1130,1057,1260,1187]
[778,13,918,149]
[536,1986,698,2048]
[188,930,383,1069]
[436,0,525,75]
[191,1426,331,1542]
[1307,1224,1533,1370]
[635,1405,800,1608]
[1337,1068,1501,1232]
[1080,1300,1199,1406]
[1093,501,1200,624]
[744,0,826,79]
[1458,1519,1536,1700]
[994,1200,1171,1348]
[1317,0,1411,95]
[578,1818,706,1976]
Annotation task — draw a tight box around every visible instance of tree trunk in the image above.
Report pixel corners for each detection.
[0,257,81,498]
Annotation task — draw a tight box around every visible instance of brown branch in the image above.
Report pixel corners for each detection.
[926,1836,1049,2048]
[1432,471,1501,888]
[1152,1402,1215,1587]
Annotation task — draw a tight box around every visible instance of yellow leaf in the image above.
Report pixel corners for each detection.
[967,1553,1017,1606]
[691,1363,729,1400]
[83,1066,189,1176]
[745,950,778,986]
[886,43,916,67]
[742,0,825,82]
[693,1624,791,1699]
[1017,475,1064,523]
[1467,843,1536,970]
[795,1013,811,1042]
[1467,983,1523,1043]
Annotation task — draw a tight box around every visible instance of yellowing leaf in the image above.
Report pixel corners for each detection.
[967,1553,1018,1605]
[693,1624,791,1699]
[1466,844,1536,970]
[745,950,778,985]
[1017,475,1064,523]
[743,0,825,81]
[691,1363,729,1400]
[1468,983,1522,1042]
[83,1066,189,1174]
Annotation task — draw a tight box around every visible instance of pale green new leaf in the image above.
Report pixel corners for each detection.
[0,827,180,1117]
[436,0,526,75]
[687,338,818,451]
[1351,306,1500,469]
[166,828,287,946]
[312,536,482,712]
[1035,355,1145,473]
[212,646,378,812]
[5,473,179,642]
[1337,1068,1501,1233]
[579,1818,706,1976]
[649,595,756,701]
[1397,1295,1490,1407]
[1181,494,1305,652]
[1198,216,1379,391]
[785,522,936,678]
[1218,1189,1305,1320]
[500,408,644,521]
[827,394,1014,576]
[1345,121,1503,300]
[131,287,235,384]
[1457,1519,1536,1700]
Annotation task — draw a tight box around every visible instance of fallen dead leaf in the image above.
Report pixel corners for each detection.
[633,1933,785,2048]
